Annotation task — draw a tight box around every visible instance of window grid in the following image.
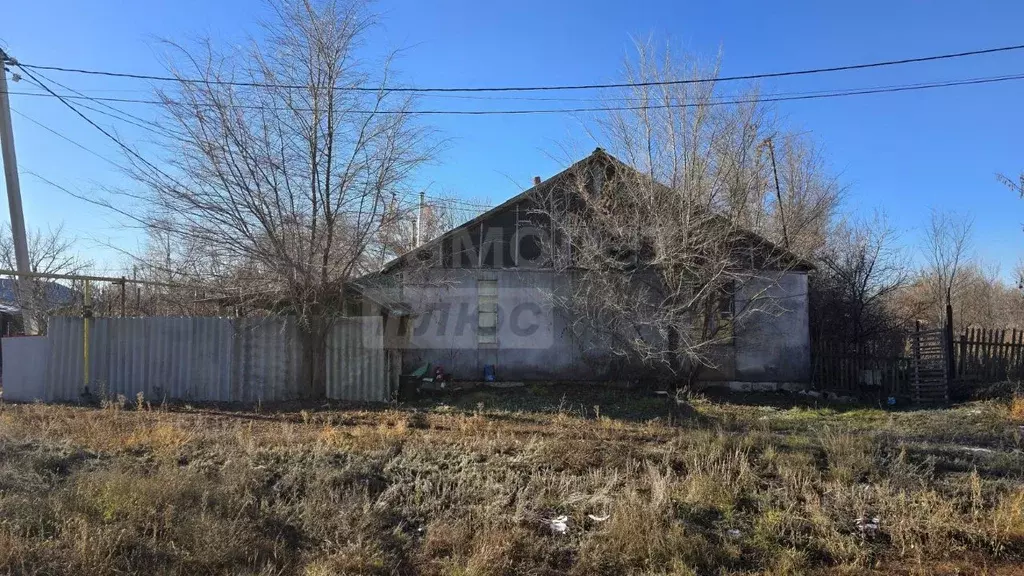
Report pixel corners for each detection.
[478,279,498,344]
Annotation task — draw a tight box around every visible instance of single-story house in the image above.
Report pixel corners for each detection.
[354,149,813,388]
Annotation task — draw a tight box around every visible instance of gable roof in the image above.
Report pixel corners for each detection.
[375,148,814,274]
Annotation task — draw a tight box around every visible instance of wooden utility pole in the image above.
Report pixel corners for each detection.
[766,137,790,250]
[0,49,36,334]
[133,265,140,313]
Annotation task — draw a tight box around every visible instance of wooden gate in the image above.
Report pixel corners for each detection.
[909,328,948,404]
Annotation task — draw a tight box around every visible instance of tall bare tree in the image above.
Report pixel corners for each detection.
[923,209,974,323]
[535,41,816,386]
[97,0,436,397]
[0,223,90,333]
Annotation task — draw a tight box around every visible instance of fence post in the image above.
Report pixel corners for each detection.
[912,320,921,401]
[945,302,955,387]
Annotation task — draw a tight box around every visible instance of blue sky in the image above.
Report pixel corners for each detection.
[3,0,1023,278]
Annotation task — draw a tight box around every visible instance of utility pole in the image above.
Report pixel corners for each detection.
[133,264,140,313]
[415,190,425,247]
[0,49,36,334]
[765,137,790,250]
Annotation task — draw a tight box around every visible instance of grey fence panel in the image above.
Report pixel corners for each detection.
[233,317,303,403]
[43,315,388,403]
[47,316,85,401]
[1,336,50,402]
[326,317,390,402]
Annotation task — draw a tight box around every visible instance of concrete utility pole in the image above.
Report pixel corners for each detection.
[0,50,37,334]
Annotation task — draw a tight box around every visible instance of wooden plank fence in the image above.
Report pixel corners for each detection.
[811,340,910,400]
[955,328,1024,383]
[813,326,1024,403]
[909,328,948,404]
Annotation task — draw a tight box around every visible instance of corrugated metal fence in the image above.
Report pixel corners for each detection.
[16,316,391,403]
[326,318,391,402]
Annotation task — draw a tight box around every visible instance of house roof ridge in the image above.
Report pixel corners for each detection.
[371,148,813,275]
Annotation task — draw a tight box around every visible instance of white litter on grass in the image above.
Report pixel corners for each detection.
[588,514,610,522]
[855,517,880,535]
[547,515,569,534]
[726,529,742,539]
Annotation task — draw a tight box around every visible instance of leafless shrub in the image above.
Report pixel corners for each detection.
[813,213,910,349]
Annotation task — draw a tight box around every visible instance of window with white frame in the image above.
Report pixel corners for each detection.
[477,279,498,344]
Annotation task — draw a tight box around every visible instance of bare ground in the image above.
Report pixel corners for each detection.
[1,385,1023,575]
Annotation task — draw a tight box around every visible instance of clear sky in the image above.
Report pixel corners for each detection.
[2,0,1023,278]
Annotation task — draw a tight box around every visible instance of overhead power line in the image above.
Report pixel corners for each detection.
[14,106,491,212]
[5,72,1024,115]
[14,66,171,178]
[20,71,188,142]
[10,43,1024,93]
[11,108,126,170]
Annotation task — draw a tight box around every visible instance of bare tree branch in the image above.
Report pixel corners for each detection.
[923,209,974,319]
[94,0,438,397]
[0,222,91,333]
[532,40,818,388]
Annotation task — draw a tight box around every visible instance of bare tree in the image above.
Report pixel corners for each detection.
[0,223,90,333]
[120,228,231,316]
[923,209,974,323]
[92,0,437,397]
[813,213,909,349]
[534,41,812,387]
[766,134,844,259]
[898,261,1024,331]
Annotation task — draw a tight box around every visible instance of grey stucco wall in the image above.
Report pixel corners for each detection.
[400,268,622,381]
[732,272,810,383]
[399,269,810,384]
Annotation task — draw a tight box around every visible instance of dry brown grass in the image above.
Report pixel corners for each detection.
[1,387,1023,574]
[1010,394,1024,423]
